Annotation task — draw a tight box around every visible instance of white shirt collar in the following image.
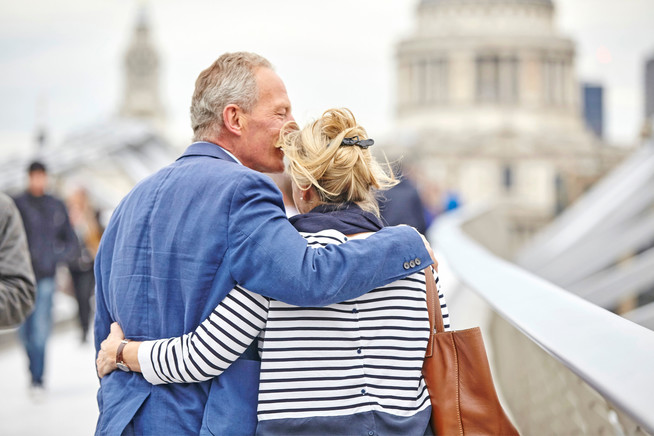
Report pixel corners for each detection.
[190,141,243,165]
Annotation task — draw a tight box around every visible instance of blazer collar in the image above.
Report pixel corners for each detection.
[177,141,240,164]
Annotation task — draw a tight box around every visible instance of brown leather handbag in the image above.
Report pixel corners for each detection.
[422,267,520,435]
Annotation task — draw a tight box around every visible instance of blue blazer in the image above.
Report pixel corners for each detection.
[94,142,431,435]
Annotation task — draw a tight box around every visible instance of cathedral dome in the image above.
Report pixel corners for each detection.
[421,0,552,4]
[396,0,581,144]
[416,0,556,37]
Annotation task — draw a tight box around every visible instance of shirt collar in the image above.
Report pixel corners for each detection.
[178,141,243,165]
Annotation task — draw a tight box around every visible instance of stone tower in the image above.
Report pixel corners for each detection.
[119,6,165,126]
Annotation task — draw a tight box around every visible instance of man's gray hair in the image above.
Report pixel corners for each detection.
[190,52,272,142]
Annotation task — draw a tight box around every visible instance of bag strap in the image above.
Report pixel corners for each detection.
[425,266,445,334]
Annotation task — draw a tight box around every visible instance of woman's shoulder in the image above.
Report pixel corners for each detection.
[299,228,381,248]
[299,228,349,246]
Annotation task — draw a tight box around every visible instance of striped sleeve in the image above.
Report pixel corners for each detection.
[138,286,269,385]
[433,269,451,331]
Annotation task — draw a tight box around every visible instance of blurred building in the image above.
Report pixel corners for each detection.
[388,0,629,246]
[581,83,604,139]
[120,7,166,129]
[646,56,654,120]
[644,54,654,138]
[0,7,177,219]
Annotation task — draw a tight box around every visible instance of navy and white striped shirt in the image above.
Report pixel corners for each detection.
[138,229,450,435]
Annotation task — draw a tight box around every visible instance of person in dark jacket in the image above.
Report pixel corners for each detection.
[13,161,77,393]
[379,166,428,234]
[0,192,36,328]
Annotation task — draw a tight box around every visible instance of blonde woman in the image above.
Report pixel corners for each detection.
[97,108,450,436]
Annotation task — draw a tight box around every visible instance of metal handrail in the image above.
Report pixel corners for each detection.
[430,206,654,434]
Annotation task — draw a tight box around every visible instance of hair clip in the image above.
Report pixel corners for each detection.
[340,136,374,149]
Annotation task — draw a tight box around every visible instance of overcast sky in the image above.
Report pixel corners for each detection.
[1,0,653,159]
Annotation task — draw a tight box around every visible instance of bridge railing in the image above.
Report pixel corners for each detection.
[429,205,654,435]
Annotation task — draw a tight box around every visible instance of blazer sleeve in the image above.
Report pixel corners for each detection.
[227,172,433,307]
[0,195,36,328]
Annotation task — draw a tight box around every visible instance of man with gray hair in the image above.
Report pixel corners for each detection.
[94,52,434,435]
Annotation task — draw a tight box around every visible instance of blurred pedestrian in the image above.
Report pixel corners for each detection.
[0,192,36,328]
[13,161,77,394]
[66,187,102,343]
[380,166,428,234]
[443,190,461,212]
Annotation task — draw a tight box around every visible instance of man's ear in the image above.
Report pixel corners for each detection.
[222,104,246,136]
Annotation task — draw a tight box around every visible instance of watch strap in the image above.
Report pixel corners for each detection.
[116,339,131,372]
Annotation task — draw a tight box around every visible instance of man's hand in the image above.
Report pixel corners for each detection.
[96,322,126,378]
[418,231,438,272]
[400,225,438,272]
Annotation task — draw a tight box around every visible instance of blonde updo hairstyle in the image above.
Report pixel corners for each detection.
[280,108,397,216]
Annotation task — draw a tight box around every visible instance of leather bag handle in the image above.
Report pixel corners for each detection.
[425,266,445,334]
[424,266,444,358]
